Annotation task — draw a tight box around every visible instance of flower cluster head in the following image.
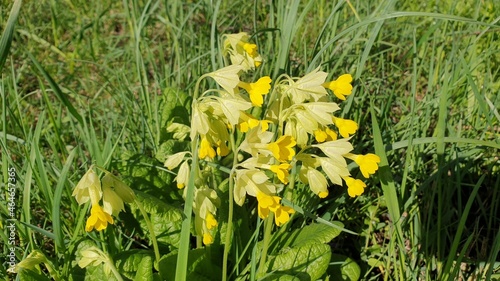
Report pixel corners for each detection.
[72,165,136,232]
[167,32,380,243]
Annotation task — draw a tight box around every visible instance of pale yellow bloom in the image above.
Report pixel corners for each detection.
[323,74,353,100]
[206,64,243,95]
[101,173,135,216]
[284,67,329,103]
[175,161,190,189]
[72,168,101,205]
[306,168,329,198]
[313,138,353,160]
[164,151,190,170]
[234,168,276,206]
[223,32,263,70]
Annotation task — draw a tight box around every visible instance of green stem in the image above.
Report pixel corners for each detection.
[136,200,161,268]
[105,256,124,281]
[257,214,274,275]
[222,133,238,281]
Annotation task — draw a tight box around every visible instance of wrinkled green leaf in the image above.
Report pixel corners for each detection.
[114,250,154,281]
[155,139,187,163]
[159,88,190,141]
[16,268,51,281]
[266,243,331,281]
[158,248,222,281]
[270,222,343,254]
[328,254,361,281]
[128,191,183,249]
[115,153,180,203]
[260,273,301,281]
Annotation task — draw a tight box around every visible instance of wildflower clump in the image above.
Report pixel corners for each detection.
[166,31,380,246]
[72,165,136,232]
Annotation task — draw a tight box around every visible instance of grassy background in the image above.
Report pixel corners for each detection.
[1,0,499,280]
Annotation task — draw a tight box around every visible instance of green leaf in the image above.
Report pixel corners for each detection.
[158,248,222,281]
[260,273,301,281]
[328,254,361,281]
[16,268,51,281]
[0,0,22,71]
[114,250,154,281]
[269,222,343,254]
[155,139,187,163]
[266,243,331,281]
[128,191,183,249]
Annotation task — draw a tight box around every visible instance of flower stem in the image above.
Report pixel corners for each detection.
[257,214,274,275]
[222,133,238,281]
[136,200,161,269]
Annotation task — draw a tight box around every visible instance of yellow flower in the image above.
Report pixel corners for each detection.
[323,74,353,100]
[238,76,272,107]
[199,137,216,159]
[203,233,214,245]
[256,192,281,219]
[333,117,358,138]
[164,151,190,170]
[85,204,114,232]
[223,32,263,70]
[270,163,291,184]
[313,138,353,160]
[344,177,366,197]
[243,43,258,58]
[205,213,218,230]
[268,135,296,162]
[216,140,230,156]
[274,205,295,226]
[348,153,381,178]
[314,127,337,143]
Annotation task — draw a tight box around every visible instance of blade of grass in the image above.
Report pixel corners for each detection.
[440,175,484,280]
[0,0,22,71]
[52,148,77,254]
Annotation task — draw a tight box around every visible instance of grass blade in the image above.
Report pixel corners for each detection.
[0,0,22,71]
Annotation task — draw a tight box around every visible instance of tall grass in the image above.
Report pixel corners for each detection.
[1,0,499,280]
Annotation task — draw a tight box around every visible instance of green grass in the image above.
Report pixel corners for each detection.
[1,0,499,280]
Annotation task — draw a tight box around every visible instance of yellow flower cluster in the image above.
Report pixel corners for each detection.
[72,166,135,232]
[167,32,380,244]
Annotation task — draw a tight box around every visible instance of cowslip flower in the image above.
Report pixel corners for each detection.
[346,153,381,178]
[85,204,114,232]
[193,188,220,245]
[314,127,337,143]
[313,138,353,160]
[269,163,291,184]
[344,176,366,197]
[238,76,272,107]
[101,173,136,216]
[256,192,294,226]
[333,117,358,138]
[283,67,329,103]
[223,32,263,70]
[199,136,216,159]
[323,74,353,100]
[72,168,101,205]
[306,168,329,198]
[206,64,243,94]
[234,168,276,206]
[268,135,296,162]
[174,161,190,189]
